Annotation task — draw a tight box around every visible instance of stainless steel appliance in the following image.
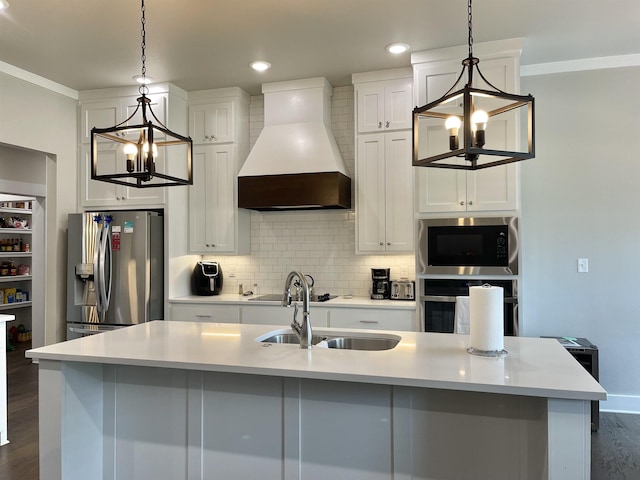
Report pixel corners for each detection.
[390,280,415,300]
[192,261,223,295]
[422,278,518,336]
[66,211,163,339]
[417,217,519,276]
[371,268,391,300]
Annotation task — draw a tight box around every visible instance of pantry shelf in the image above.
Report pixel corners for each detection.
[0,228,32,235]
[0,275,31,283]
[0,253,32,259]
[0,301,31,311]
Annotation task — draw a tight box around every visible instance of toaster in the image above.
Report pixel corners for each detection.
[390,280,415,300]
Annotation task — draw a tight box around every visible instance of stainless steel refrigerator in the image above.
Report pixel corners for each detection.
[66,210,163,339]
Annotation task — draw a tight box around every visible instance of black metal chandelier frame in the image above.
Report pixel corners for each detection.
[412,0,535,171]
[90,0,193,188]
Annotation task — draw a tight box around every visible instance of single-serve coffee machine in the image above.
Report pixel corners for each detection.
[371,268,391,300]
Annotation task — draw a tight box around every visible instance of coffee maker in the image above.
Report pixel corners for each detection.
[371,268,391,300]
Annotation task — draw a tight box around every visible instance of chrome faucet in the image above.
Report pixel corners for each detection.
[282,270,313,349]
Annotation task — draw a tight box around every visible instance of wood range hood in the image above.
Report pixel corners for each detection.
[238,77,351,211]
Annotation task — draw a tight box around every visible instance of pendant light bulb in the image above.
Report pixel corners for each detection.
[471,110,488,147]
[445,116,462,150]
[142,142,158,158]
[123,143,138,159]
[471,110,488,130]
[123,143,138,173]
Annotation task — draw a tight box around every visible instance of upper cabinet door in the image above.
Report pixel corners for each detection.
[356,79,412,133]
[356,86,385,133]
[383,80,413,131]
[189,102,234,144]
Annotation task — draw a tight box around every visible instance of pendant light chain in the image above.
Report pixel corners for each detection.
[467,0,473,59]
[139,0,148,95]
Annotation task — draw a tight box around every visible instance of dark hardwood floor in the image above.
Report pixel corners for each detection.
[0,340,638,480]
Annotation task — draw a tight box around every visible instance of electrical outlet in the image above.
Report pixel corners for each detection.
[577,258,588,273]
[228,269,236,278]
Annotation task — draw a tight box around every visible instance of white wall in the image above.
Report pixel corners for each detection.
[520,66,640,412]
[204,86,415,297]
[0,71,78,346]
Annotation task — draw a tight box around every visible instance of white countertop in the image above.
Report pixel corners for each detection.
[170,294,415,310]
[27,321,606,401]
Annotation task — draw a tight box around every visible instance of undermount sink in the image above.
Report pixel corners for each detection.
[257,330,400,351]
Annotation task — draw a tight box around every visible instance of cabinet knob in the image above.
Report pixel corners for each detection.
[385,121,390,128]
[387,242,391,246]
[379,242,384,246]
[378,121,382,129]
[460,201,465,206]
[468,201,473,205]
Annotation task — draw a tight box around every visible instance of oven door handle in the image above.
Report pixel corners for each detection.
[421,295,457,302]
[422,295,518,303]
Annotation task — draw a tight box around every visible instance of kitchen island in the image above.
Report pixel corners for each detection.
[27,321,605,480]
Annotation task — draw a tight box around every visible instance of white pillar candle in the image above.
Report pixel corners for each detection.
[469,285,504,352]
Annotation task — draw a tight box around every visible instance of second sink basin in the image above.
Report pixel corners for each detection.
[258,330,400,351]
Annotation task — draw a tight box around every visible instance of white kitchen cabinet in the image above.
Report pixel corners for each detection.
[356,131,413,253]
[355,77,413,133]
[241,305,329,327]
[189,145,250,254]
[187,88,250,255]
[170,303,240,323]
[188,101,234,144]
[77,86,186,209]
[328,308,414,332]
[413,51,520,213]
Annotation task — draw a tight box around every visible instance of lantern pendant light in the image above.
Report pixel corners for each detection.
[90,0,193,188]
[412,0,535,170]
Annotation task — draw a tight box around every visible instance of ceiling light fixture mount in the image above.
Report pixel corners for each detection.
[90,0,193,188]
[412,0,535,170]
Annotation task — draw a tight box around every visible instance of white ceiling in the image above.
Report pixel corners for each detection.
[0,0,638,95]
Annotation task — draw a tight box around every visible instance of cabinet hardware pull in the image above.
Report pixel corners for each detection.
[359,320,379,324]
[387,242,391,246]
[468,201,473,205]
[195,314,212,318]
[385,121,390,128]
[459,201,464,205]
[378,121,382,128]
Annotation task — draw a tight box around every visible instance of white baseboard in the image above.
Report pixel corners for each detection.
[600,394,640,414]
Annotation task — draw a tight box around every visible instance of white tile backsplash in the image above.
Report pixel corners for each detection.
[207,85,415,297]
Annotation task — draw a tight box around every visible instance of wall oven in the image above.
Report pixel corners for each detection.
[422,278,519,336]
[417,217,519,276]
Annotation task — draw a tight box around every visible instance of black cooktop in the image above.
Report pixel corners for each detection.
[248,293,337,302]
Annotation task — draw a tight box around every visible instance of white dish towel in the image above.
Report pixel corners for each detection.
[455,296,470,334]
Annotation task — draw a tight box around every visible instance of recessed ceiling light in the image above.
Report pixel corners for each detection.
[249,61,271,72]
[386,43,410,55]
[133,75,154,85]
[0,0,9,11]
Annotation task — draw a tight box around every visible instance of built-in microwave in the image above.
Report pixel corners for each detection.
[417,217,519,276]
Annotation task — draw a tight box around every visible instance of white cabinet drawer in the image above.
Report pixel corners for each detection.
[241,305,329,327]
[170,304,240,323]
[328,308,414,331]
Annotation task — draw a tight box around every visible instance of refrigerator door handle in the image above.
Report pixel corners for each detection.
[93,226,103,313]
[97,223,112,312]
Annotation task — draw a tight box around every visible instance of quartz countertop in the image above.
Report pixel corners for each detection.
[27,321,606,401]
[170,294,415,310]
